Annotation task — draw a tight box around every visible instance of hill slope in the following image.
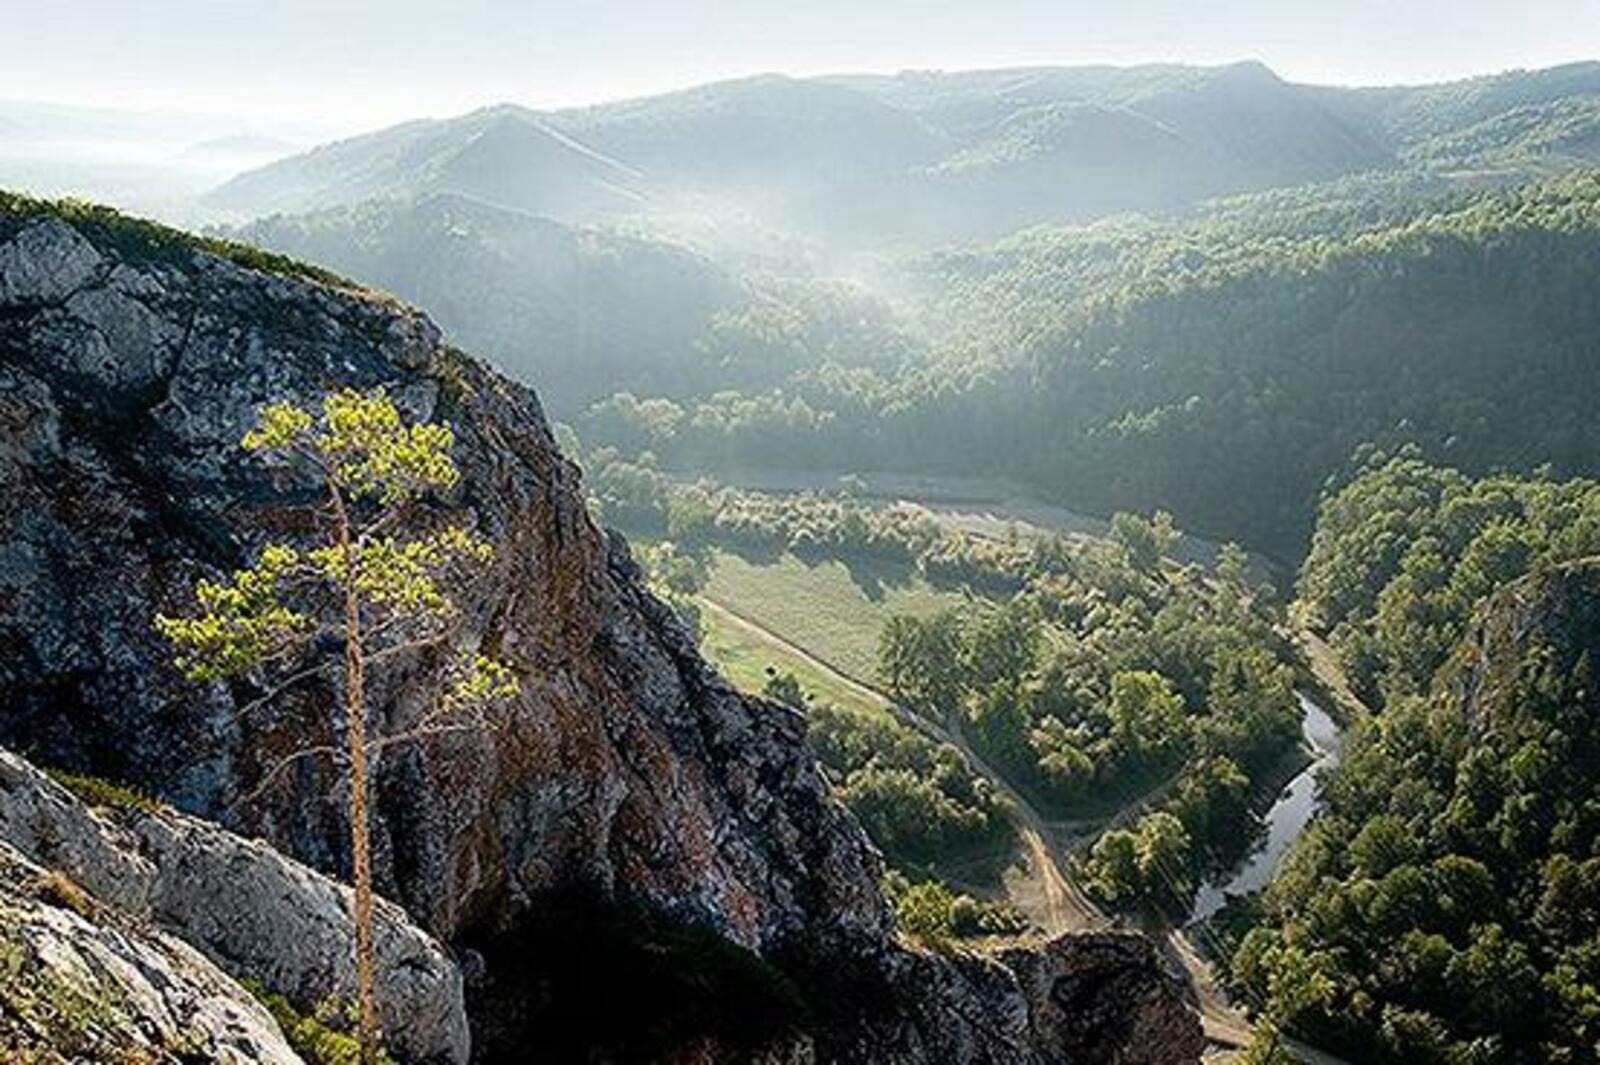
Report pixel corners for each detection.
[230,194,746,412]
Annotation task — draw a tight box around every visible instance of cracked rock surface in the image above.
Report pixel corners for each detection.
[0,746,468,1063]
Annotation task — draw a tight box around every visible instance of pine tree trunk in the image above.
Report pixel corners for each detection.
[336,492,382,1065]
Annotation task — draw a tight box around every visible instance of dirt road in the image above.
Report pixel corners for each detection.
[702,592,1354,1063]
[701,595,1102,931]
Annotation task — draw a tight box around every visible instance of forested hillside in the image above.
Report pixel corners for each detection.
[587,172,1600,555]
[1232,455,1600,1061]
[232,194,917,414]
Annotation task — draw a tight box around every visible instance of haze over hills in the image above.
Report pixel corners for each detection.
[230,193,918,413]
[0,99,314,219]
[206,60,1600,245]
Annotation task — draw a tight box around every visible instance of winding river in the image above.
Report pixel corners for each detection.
[682,466,1348,924]
[1189,691,1344,924]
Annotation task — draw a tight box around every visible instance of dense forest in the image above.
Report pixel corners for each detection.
[580,172,1600,554]
[1232,456,1600,1061]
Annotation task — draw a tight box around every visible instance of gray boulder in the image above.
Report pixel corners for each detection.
[0,839,302,1063]
[0,747,468,1063]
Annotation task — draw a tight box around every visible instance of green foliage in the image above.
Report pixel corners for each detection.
[157,389,517,710]
[1106,671,1189,771]
[882,871,1026,947]
[761,669,807,710]
[43,770,162,815]
[1082,811,1193,911]
[1298,449,1600,702]
[252,388,461,505]
[1110,511,1177,572]
[635,539,709,638]
[878,610,967,717]
[235,194,915,418]
[1235,465,1600,1061]
[154,544,307,682]
[887,876,957,947]
[246,983,393,1065]
[807,696,1012,865]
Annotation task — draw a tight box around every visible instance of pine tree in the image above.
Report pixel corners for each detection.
[157,388,520,1064]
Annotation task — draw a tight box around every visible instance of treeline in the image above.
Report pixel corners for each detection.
[1234,456,1600,1061]
[762,670,1016,868]
[586,449,1032,590]
[579,172,1600,555]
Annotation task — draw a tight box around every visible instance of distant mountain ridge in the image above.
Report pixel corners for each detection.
[206,60,1600,244]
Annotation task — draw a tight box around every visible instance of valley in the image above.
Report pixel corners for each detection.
[5,27,1600,1064]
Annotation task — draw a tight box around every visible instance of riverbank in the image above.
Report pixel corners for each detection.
[1189,691,1344,925]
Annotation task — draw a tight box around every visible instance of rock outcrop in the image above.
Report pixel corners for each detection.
[0,837,303,1064]
[1441,556,1600,731]
[0,746,469,1063]
[0,194,1201,1062]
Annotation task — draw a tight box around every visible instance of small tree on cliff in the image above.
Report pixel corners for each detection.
[156,388,520,1064]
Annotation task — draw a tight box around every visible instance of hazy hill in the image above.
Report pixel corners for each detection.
[0,99,306,217]
[206,105,647,221]
[230,193,918,416]
[207,61,1600,246]
[206,61,1396,243]
[231,193,744,411]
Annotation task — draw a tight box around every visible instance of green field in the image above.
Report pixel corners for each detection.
[696,599,892,721]
[701,550,967,684]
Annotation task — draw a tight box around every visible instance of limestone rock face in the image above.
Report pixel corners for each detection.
[0,201,1201,1063]
[0,747,469,1063]
[0,839,304,1064]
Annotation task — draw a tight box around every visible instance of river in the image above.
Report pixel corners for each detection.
[1188,691,1344,924]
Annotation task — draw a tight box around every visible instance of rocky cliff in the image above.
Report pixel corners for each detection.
[0,192,1202,1063]
[1440,556,1600,732]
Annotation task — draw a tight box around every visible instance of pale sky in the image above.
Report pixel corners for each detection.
[6,0,1600,134]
